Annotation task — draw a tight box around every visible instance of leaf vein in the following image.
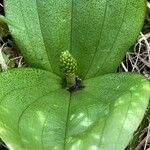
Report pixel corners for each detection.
[35,0,53,72]
[94,0,129,77]
[84,0,108,79]
[64,94,71,150]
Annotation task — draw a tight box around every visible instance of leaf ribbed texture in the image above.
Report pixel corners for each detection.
[1,1,149,150]
[4,0,146,78]
[0,68,149,150]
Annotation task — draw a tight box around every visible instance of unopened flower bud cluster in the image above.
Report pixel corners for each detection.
[59,50,77,76]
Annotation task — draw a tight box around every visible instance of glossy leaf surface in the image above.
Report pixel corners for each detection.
[4,0,146,78]
[0,68,149,150]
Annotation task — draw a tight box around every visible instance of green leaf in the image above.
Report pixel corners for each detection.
[0,68,149,150]
[4,0,146,78]
[0,68,70,149]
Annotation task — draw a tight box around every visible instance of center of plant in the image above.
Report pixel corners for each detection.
[59,50,84,92]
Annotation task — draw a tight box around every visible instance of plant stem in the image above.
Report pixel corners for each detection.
[66,73,76,86]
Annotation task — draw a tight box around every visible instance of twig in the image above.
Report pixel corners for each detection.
[140,32,150,63]
[144,118,150,150]
[0,44,8,71]
[121,62,128,72]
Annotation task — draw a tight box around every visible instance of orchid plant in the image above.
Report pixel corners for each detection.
[0,0,149,150]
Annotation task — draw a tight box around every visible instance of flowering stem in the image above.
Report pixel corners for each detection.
[66,73,76,86]
[59,50,77,87]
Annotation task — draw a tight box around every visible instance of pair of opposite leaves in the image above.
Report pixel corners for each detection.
[0,0,150,150]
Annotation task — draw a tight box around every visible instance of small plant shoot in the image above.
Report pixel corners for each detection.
[59,50,84,92]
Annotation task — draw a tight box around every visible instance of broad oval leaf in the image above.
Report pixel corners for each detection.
[0,68,149,150]
[4,0,146,78]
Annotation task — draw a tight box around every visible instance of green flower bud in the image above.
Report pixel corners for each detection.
[60,50,77,86]
[59,50,77,76]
